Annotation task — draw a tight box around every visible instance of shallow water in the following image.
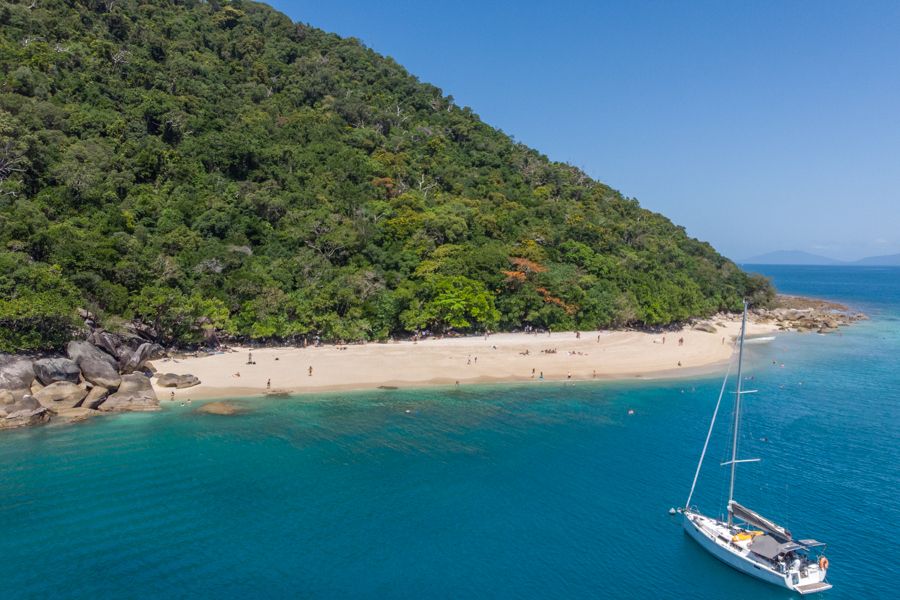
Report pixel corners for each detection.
[1,266,897,598]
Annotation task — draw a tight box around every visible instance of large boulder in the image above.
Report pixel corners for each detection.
[120,342,166,374]
[87,329,123,358]
[54,407,99,424]
[81,386,110,409]
[0,395,50,429]
[156,373,201,389]
[0,354,35,400]
[67,341,121,390]
[99,374,159,412]
[693,322,717,334]
[33,381,89,411]
[33,357,82,386]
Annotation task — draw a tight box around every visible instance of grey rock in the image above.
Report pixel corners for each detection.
[156,373,201,389]
[33,357,82,385]
[124,321,159,342]
[693,322,717,334]
[67,341,121,390]
[34,381,88,410]
[87,330,127,361]
[81,386,110,409]
[0,354,36,400]
[120,342,166,374]
[99,374,159,412]
[0,395,50,429]
[54,407,99,423]
[0,389,14,406]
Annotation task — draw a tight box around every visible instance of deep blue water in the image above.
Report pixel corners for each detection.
[1,266,897,599]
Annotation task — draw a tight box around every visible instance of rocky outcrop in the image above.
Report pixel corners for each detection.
[693,322,717,334]
[0,394,50,429]
[3,334,171,429]
[156,373,201,389]
[34,381,89,411]
[99,374,159,412]
[33,357,81,385]
[67,341,121,390]
[0,354,36,400]
[752,295,866,333]
[81,386,110,409]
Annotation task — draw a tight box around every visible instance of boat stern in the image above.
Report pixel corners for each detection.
[788,561,831,594]
[794,581,833,595]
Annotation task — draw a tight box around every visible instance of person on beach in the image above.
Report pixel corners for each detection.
[170,391,175,401]
[248,352,253,364]
[576,331,580,339]
[266,379,271,390]
[678,337,684,346]
[539,371,544,380]
[308,366,313,376]
[474,356,478,364]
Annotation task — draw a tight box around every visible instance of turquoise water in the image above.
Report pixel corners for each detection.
[1,266,897,599]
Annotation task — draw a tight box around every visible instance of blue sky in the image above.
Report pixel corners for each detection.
[268,1,900,261]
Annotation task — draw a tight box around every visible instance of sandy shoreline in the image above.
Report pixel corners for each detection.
[151,317,778,401]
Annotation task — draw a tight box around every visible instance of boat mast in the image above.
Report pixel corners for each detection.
[727,300,748,525]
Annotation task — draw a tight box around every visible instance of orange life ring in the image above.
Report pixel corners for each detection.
[819,556,829,570]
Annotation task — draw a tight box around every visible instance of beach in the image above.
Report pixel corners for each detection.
[151,317,778,400]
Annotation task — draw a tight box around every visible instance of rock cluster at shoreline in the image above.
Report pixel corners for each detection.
[0,330,201,430]
[752,295,867,333]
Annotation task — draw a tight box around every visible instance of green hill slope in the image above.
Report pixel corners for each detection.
[0,0,772,350]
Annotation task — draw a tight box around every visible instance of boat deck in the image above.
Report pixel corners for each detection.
[795,581,833,595]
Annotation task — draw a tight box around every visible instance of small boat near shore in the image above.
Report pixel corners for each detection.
[680,301,832,595]
[744,335,776,344]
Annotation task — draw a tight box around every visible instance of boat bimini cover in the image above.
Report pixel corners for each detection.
[729,501,792,541]
[749,535,789,560]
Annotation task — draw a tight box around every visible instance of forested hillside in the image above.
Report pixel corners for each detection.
[0,0,772,351]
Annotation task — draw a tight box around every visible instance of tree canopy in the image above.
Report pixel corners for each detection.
[0,0,773,350]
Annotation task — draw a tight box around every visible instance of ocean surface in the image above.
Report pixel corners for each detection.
[1,266,897,599]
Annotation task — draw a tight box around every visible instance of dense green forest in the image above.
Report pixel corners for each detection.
[0,0,773,351]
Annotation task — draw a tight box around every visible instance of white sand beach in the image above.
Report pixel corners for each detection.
[151,317,778,400]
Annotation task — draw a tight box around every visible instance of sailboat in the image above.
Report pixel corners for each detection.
[680,301,832,595]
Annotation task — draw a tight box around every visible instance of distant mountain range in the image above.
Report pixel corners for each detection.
[741,250,900,266]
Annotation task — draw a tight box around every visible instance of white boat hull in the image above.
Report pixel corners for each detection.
[683,512,831,594]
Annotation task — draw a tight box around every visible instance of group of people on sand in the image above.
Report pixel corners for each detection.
[228,351,315,390]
